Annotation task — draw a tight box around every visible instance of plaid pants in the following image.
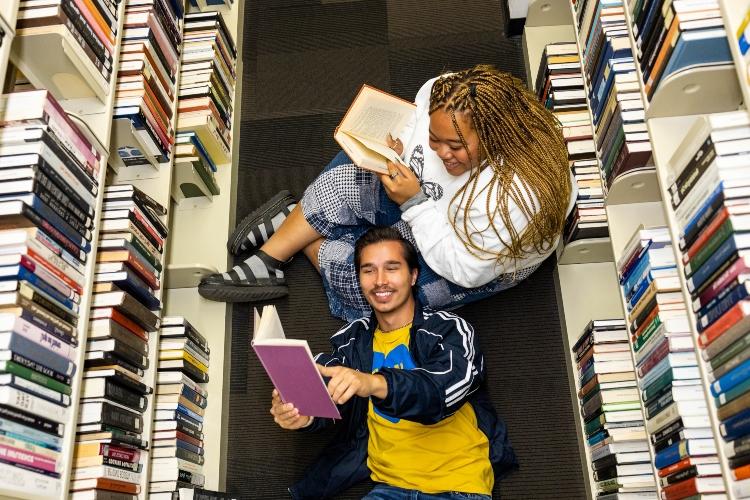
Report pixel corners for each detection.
[301,151,539,321]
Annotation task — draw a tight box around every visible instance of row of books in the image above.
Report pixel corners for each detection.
[150,317,210,499]
[629,0,733,100]
[535,41,608,244]
[175,10,236,172]
[72,183,168,499]
[666,110,750,499]
[571,319,657,498]
[16,0,121,97]
[617,225,725,499]
[113,0,184,169]
[0,89,104,496]
[574,0,653,188]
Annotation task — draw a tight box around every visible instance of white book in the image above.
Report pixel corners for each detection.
[333,85,415,175]
[0,460,61,496]
[0,385,68,423]
[72,465,141,484]
[0,313,76,360]
[591,441,650,462]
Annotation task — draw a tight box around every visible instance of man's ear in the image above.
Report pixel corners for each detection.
[411,269,418,286]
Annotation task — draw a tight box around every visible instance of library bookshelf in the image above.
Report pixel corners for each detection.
[524,0,750,498]
[0,0,243,498]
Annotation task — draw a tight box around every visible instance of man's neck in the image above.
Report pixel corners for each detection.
[375,297,416,333]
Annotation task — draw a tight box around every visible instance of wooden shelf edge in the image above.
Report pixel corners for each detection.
[646,64,742,120]
[605,168,662,206]
[165,264,218,289]
[557,237,614,265]
[525,0,574,27]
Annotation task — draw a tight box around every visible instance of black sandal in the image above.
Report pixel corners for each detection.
[227,190,297,256]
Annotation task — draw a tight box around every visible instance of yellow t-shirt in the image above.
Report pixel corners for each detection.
[367,324,493,495]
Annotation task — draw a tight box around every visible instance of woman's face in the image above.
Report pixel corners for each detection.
[428,107,482,176]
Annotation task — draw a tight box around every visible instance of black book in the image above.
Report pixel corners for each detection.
[9,350,71,385]
[0,200,87,261]
[0,298,77,346]
[159,359,208,384]
[662,465,699,486]
[729,451,750,469]
[161,317,209,356]
[669,136,718,210]
[192,488,237,500]
[85,352,145,378]
[79,400,143,434]
[0,402,63,436]
[652,419,685,444]
[84,377,147,412]
[87,338,148,370]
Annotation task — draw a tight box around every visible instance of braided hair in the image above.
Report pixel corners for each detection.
[429,64,571,268]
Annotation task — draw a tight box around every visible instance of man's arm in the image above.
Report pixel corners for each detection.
[317,365,387,404]
[372,312,485,425]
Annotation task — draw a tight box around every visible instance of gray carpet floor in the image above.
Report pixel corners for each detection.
[226,1,586,498]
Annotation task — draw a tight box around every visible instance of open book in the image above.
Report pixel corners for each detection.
[252,306,341,419]
[334,85,416,174]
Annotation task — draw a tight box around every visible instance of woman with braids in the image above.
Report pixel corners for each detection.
[199,64,576,321]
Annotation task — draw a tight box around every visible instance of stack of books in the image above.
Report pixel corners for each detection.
[666,110,750,498]
[629,0,733,100]
[150,316,209,498]
[571,319,656,498]
[0,89,102,497]
[618,225,725,499]
[574,0,653,188]
[15,0,119,97]
[71,183,166,499]
[114,0,183,168]
[187,0,234,11]
[535,41,608,244]
[176,10,236,170]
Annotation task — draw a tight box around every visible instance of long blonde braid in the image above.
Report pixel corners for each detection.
[429,64,571,267]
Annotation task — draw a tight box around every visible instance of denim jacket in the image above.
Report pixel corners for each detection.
[288,301,518,499]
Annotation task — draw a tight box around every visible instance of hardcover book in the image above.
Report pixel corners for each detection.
[333,85,415,175]
[252,306,340,419]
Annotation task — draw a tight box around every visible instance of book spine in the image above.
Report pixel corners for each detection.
[0,360,71,396]
[1,372,68,407]
[15,265,79,313]
[34,169,92,229]
[19,281,79,326]
[670,136,717,209]
[33,153,95,217]
[711,358,750,396]
[18,203,86,262]
[13,296,78,346]
[693,257,750,312]
[9,316,76,362]
[684,218,734,277]
[0,459,61,494]
[0,386,68,425]
[4,332,75,376]
[27,247,83,295]
[0,417,62,450]
[686,236,742,293]
[104,379,146,412]
[698,283,750,332]
[10,351,72,386]
[20,255,79,302]
[0,402,63,437]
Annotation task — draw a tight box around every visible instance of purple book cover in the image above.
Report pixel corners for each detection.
[253,343,341,419]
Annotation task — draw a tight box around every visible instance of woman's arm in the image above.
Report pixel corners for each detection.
[401,179,550,288]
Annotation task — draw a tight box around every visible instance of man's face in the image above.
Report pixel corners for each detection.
[358,241,417,315]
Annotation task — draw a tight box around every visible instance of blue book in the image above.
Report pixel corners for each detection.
[177,403,203,423]
[0,332,75,376]
[0,194,90,253]
[0,419,62,451]
[175,436,203,455]
[178,132,218,173]
[587,430,608,446]
[661,28,732,82]
[654,439,716,469]
[0,265,78,314]
[687,236,750,293]
[697,282,750,332]
[720,407,750,441]
[711,358,750,397]
[94,265,160,312]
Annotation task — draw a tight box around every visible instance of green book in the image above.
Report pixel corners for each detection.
[684,217,734,277]
[0,360,71,395]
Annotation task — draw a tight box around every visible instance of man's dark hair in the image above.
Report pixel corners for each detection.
[354,226,419,273]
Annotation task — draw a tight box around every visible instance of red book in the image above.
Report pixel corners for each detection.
[658,456,719,477]
[698,300,750,348]
[692,256,750,312]
[683,207,730,264]
[661,476,725,499]
[89,307,147,340]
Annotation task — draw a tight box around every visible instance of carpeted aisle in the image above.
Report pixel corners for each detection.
[226,1,587,498]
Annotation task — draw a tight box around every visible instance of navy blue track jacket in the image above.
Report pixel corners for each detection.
[288,300,518,499]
